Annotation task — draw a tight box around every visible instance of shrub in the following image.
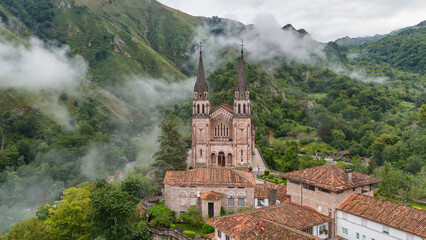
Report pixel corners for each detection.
[267,174,275,179]
[264,170,270,176]
[300,138,315,145]
[220,206,227,216]
[201,223,215,235]
[149,202,176,228]
[183,230,196,239]
[180,206,204,227]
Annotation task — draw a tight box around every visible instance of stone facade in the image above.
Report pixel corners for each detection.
[191,50,255,169]
[163,184,255,217]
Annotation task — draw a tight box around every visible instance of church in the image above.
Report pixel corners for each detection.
[191,46,255,169]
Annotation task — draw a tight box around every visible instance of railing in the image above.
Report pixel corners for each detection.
[141,193,161,212]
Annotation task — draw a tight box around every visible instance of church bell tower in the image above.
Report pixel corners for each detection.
[192,43,210,167]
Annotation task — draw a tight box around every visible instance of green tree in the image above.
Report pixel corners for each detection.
[152,115,187,183]
[45,183,95,240]
[121,174,157,204]
[90,181,136,240]
[4,218,54,240]
[180,206,204,227]
[376,162,401,199]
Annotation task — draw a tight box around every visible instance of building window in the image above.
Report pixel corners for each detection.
[383,226,389,234]
[303,227,313,234]
[228,198,234,206]
[302,183,315,191]
[238,187,244,189]
[289,180,300,185]
[241,150,243,157]
[238,198,245,206]
[318,187,331,193]
[226,235,230,240]
[228,186,234,188]
[189,186,196,188]
[319,225,326,235]
[356,232,360,239]
[200,149,202,157]
[257,198,265,207]
[217,230,221,237]
[342,227,348,236]
[180,211,185,215]
[179,186,186,188]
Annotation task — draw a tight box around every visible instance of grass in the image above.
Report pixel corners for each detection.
[174,223,203,237]
[375,195,426,211]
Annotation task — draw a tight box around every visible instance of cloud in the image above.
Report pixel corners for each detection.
[0,37,87,92]
[158,0,426,42]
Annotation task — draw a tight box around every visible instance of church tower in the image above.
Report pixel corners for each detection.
[192,44,210,167]
[233,46,254,166]
[191,42,255,170]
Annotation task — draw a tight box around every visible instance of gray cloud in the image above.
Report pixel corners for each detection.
[159,0,426,42]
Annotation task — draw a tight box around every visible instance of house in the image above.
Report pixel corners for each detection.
[254,184,287,208]
[280,165,381,217]
[191,46,255,169]
[163,168,256,217]
[336,193,426,240]
[206,202,333,239]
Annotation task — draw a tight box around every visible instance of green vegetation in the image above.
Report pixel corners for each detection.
[257,174,286,184]
[182,230,196,239]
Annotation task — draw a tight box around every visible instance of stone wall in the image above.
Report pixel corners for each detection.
[164,184,255,217]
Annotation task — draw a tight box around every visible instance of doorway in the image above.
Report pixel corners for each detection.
[218,152,225,166]
[208,202,214,217]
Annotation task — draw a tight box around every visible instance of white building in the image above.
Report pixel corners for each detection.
[336,193,425,240]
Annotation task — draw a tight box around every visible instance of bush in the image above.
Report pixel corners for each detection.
[264,170,270,176]
[267,173,275,179]
[179,206,203,227]
[220,206,227,216]
[201,223,215,235]
[300,138,315,145]
[149,202,176,228]
[183,230,196,239]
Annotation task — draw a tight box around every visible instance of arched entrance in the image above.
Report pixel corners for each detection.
[211,153,216,165]
[218,152,225,166]
[227,153,233,166]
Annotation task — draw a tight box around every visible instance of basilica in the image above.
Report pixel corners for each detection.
[191,47,255,169]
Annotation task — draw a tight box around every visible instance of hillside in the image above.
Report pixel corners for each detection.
[0,0,425,235]
[0,0,202,86]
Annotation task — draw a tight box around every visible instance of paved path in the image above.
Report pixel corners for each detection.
[251,147,269,173]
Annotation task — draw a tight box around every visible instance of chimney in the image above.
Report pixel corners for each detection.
[286,195,291,204]
[268,188,277,206]
[345,169,353,181]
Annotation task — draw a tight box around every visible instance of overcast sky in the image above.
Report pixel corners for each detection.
[158,0,426,42]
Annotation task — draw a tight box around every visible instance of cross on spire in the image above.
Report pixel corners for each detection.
[240,40,245,53]
[198,42,203,54]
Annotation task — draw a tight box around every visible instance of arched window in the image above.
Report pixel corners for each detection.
[238,104,241,113]
[215,127,217,136]
[200,149,202,157]
[202,104,205,114]
[220,123,223,136]
[241,150,243,157]
[243,104,246,113]
[226,127,228,136]
[197,104,200,114]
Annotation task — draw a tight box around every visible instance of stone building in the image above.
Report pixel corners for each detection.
[163,168,256,217]
[280,165,381,217]
[191,48,255,169]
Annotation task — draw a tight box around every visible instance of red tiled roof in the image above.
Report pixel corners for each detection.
[206,204,327,240]
[337,193,426,238]
[203,232,215,239]
[254,184,287,199]
[200,191,224,201]
[210,105,234,114]
[280,165,381,191]
[251,203,332,230]
[163,168,256,187]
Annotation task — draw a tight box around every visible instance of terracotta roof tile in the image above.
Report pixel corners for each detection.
[200,191,224,201]
[254,184,287,199]
[206,203,331,240]
[163,168,256,187]
[210,105,234,114]
[280,165,381,191]
[203,232,215,239]
[337,193,426,238]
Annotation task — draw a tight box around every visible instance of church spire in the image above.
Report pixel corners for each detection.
[236,41,248,95]
[194,42,208,94]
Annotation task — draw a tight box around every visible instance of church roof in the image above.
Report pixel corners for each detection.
[210,105,234,114]
[337,193,426,238]
[236,50,249,93]
[199,191,224,201]
[280,165,381,191]
[163,168,256,187]
[194,51,208,93]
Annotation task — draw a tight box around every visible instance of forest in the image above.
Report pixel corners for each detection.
[0,0,424,238]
